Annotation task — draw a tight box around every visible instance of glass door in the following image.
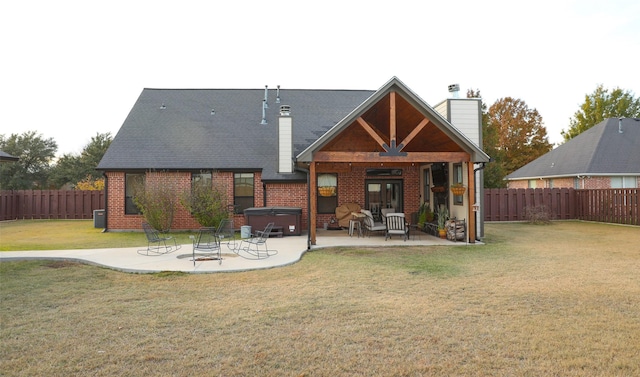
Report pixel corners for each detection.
[365,179,403,221]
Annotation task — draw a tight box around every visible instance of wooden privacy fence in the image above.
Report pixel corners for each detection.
[575,189,639,225]
[0,190,105,221]
[484,188,638,225]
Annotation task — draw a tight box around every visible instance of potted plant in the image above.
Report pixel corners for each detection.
[436,206,449,238]
[450,182,466,196]
[418,203,434,227]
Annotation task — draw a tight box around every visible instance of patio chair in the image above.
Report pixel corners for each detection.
[385,213,409,241]
[216,218,236,249]
[361,209,386,237]
[233,222,278,259]
[139,222,178,255]
[380,207,396,225]
[190,227,221,265]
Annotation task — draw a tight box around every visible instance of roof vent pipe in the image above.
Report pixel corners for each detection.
[276,85,281,104]
[619,117,623,134]
[260,99,268,125]
[263,85,269,108]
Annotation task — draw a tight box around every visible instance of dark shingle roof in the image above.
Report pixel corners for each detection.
[506,118,640,180]
[0,150,19,162]
[97,88,374,180]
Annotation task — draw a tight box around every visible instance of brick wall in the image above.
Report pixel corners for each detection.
[105,166,422,231]
[509,176,617,190]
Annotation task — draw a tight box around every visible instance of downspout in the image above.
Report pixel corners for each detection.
[262,182,267,207]
[294,164,312,250]
[473,162,487,241]
[102,171,108,233]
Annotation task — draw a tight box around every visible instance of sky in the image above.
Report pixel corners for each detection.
[2,0,639,157]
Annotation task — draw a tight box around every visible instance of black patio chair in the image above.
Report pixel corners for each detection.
[139,222,178,255]
[215,218,236,249]
[233,222,278,259]
[190,227,222,265]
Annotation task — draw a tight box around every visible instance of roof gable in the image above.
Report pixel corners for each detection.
[296,77,489,163]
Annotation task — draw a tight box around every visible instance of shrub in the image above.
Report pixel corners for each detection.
[180,179,228,228]
[523,205,553,224]
[132,179,178,232]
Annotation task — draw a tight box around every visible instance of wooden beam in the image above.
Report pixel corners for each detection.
[467,162,476,243]
[356,117,386,148]
[310,162,317,245]
[390,91,397,143]
[314,151,470,163]
[315,162,352,173]
[400,118,430,148]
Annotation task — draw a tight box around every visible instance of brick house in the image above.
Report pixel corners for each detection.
[506,118,640,189]
[97,77,490,244]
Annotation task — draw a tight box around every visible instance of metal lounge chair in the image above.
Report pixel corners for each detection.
[190,227,222,265]
[215,218,236,250]
[139,222,178,255]
[234,222,277,259]
[385,213,409,241]
[361,209,386,237]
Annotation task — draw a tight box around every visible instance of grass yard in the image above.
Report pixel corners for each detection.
[1,221,639,376]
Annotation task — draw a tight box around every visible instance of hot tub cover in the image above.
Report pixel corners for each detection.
[243,207,302,216]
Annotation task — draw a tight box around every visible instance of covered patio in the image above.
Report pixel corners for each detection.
[295,78,489,245]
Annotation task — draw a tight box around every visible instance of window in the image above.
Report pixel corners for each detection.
[192,171,212,188]
[611,176,637,188]
[424,168,431,204]
[125,173,145,214]
[234,173,254,214]
[453,164,463,205]
[317,173,337,214]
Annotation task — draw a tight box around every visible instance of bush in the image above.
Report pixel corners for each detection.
[180,180,228,228]
[132,179,179,232]
[523,205,553,224]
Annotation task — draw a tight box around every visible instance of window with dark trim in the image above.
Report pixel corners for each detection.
[424,168,431,204]
[125,173,145,214]
[317,173,338,214]
[192,171,212,188]
[234,173,254,214]
[453,164,463,205]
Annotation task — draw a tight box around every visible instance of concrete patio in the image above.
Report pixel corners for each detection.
[0,229,476,274]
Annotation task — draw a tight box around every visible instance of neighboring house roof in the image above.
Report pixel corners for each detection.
[506,118,640,180]
[297,77,490,163]
[97,87,374,180]
[0,150,19,162]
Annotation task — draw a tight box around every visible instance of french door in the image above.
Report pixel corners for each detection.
[365,180,403,221]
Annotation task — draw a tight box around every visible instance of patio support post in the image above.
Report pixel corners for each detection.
[310,162,317,245]
[467,162,476,243]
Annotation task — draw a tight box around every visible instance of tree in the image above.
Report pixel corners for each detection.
[561,85,640,141]
[486,97,552,187]
[0,131,57,189]
[48,132,112,189]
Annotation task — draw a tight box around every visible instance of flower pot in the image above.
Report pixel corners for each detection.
[451,186,466,196]
[318,186,336,197]
[438,229,447,239]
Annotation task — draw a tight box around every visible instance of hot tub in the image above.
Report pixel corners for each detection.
[243,207,302,236]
